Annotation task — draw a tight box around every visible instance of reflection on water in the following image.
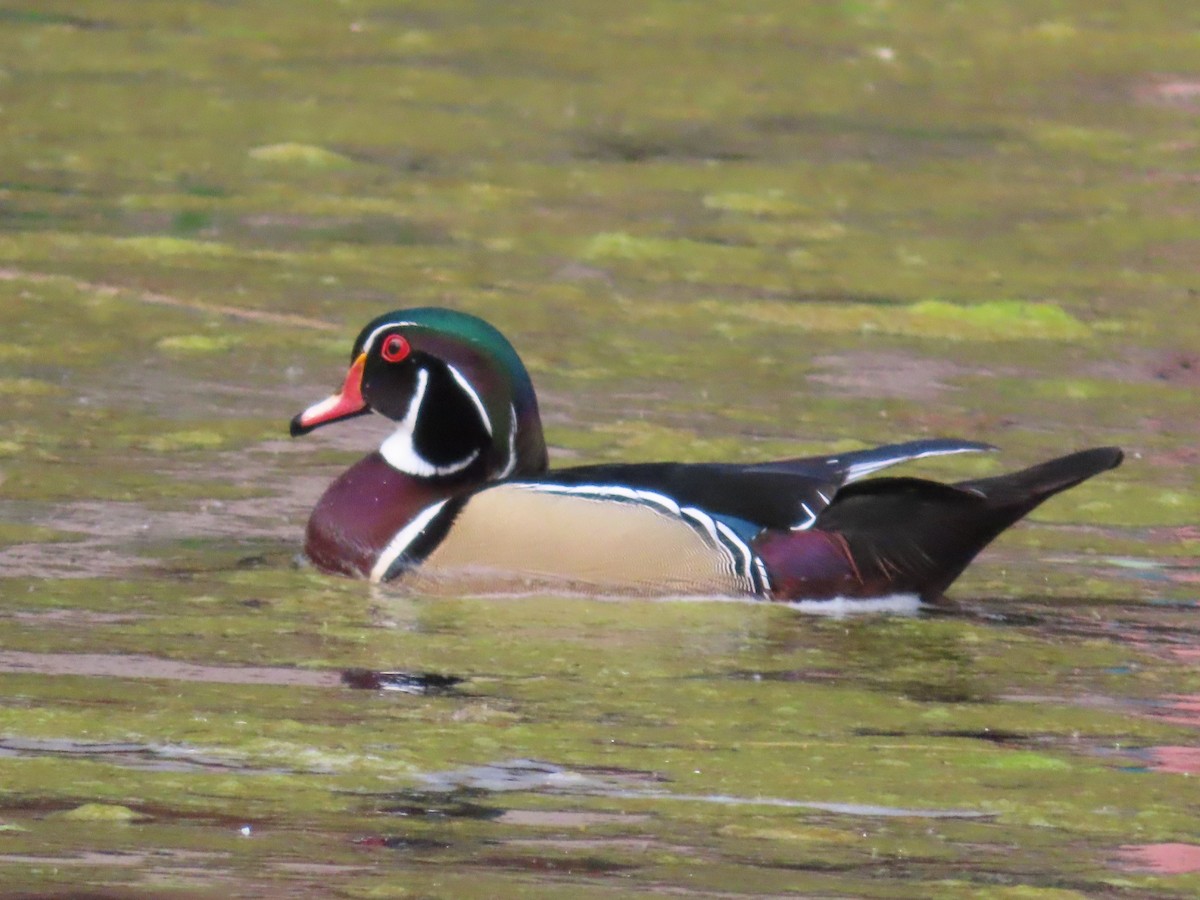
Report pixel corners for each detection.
[1118,843,1200,875]
[0,649,341,687]
[1145,745,1200,776]
[1152,695,1200,729]
[416,757,996,819]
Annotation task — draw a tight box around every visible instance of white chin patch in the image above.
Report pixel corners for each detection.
[378,367,481,477]
[380,430,479,477]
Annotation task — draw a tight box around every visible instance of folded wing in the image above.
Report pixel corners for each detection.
[543,438,994,530]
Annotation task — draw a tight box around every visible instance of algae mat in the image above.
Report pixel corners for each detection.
[1,2,1199,897]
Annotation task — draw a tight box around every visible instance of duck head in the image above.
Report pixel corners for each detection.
[292,307,548,481]
[290,307,549,577]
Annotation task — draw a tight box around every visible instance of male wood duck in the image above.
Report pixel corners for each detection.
[290,307,1122,601]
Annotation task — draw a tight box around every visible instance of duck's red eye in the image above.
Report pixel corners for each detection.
[380,334,409,363]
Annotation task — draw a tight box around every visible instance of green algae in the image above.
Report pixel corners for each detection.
[0,523,83,546]
[580,230,775,285]
[722,298,1095,341]
[115,236,238,258]
[136,429,232,453]
[702,190,806,217]
[0,378,65,397]
[906,300,1093,340]
[54,802,152,823]
[248,142,355,169]
[156,334,244,354]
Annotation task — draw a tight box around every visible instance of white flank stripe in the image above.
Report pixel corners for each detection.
[754,558,772,593]
[370,499,450,582]
[714,520,755,582]
[681,506,741,579]
[527,483,682,517]
[680,506,722,547]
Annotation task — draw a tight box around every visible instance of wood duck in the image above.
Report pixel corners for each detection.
[290,307,1123,601]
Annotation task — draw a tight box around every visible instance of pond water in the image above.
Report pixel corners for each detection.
[1,2,1198,897]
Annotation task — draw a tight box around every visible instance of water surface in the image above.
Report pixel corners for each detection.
[1,2,1198,897]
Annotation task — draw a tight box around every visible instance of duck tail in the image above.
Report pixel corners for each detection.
[810,447,1123,601]
[955,446,1124,507]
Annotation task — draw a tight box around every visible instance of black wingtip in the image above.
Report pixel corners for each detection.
[959,445,1124,504]
[1034,445,1124,483]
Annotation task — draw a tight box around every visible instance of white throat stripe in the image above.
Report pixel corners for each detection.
[378,367,482,477]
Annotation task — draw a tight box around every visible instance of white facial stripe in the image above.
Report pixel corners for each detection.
[401,367,429,431]
[360,320,419,357]
[497,404,518,479]
[370,499,450,582]
[446,363,492,436]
